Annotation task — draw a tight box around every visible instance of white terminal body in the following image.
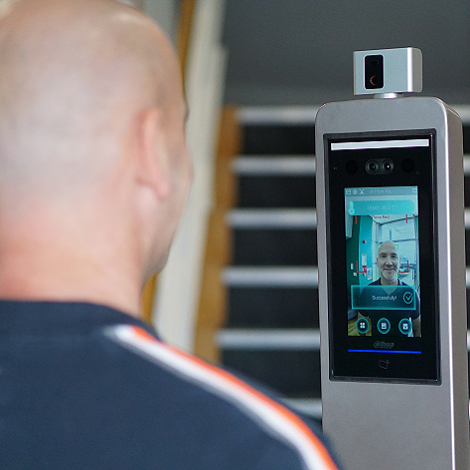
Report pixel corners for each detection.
[316,47,470,470]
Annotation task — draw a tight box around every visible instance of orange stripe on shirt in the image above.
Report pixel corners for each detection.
[129,326,339,470]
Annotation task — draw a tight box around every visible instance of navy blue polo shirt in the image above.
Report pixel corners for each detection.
[0,300,340,470]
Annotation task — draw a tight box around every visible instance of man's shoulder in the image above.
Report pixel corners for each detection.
[0,302,340,470]
[104,325,340,470]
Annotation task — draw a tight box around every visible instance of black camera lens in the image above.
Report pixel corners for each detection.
[402,158,415,173]
[365,54,384,89]
[382,159,394,173]
[345,160,359,175]
[366,160,379,174]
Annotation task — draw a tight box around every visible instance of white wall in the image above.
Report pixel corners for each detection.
[153,0,227,353]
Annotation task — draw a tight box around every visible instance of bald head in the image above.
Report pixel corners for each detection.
[377,241,400,285]
[0,0,192,312]
[377,241,397,255]
[0,0,178,198]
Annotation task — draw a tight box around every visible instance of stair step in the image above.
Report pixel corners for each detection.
[227,286,318,328]
[218,328,470,351]
[228,210,317,266]
[227,209,316,229]
[235,166,470,210]
[242,125,315,155]
[216,328,320,350]
[222,349,321,397]
[238,106,319,125]
[238,105,470,126]
[464,177,470,206]
[222,267,318,287]
[232,156,315,176]
[233,229,317,266]
[281,399,470,422]
[282,398,322,420]
[228,278,470,328]
[237,174,315,208]
[228,208,470,230]
[235,155,470,175]
[463,156,470,174]
[223,267,470,287]
[464,209,470,229]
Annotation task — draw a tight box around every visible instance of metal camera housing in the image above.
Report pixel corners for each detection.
[354,47,423,97]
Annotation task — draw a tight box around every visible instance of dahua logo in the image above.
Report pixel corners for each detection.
[374,341,394,349]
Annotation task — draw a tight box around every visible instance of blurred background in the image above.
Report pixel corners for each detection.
[137,0,470,422]
[223,0,470,105]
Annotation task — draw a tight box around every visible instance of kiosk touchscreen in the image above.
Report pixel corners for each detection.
[316,48,470,470]
[326,133,438,382]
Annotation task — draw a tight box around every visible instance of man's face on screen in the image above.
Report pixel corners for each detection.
[377,241,400,284]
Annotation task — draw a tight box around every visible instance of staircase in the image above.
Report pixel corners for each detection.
[210,105,470,423]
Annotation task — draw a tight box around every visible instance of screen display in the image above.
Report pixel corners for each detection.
[345,186,420,338]
[325,131,439,383]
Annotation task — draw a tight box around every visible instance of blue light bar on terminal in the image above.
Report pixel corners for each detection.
[348,349,422,354]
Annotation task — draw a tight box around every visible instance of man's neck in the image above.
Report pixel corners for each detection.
[380,277,398,286]
[0,221,144,318]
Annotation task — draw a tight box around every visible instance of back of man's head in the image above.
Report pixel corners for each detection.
[0,0,192,315]
[0,0,159,193]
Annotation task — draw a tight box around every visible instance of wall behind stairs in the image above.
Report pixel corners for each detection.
[222,0,470,106]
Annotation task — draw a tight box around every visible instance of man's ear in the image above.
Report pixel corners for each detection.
[135,107,171,201]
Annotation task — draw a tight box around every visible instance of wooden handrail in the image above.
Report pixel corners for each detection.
[177,0,196,77]
[141,274,157,324]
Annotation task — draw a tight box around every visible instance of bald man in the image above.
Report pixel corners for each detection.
[357,241,421,337]
[0,1,341,469]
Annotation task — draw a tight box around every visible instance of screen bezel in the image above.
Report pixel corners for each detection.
[324,129,440,384]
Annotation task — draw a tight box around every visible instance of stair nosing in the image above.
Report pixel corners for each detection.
[282,398,322,419]
[232,156,315,176]
[219,328,470,350]
[216,328,320,350]
[222,266,319,287]
[233,154,470,176]
[227,208,317,229]
[237,105,470,126]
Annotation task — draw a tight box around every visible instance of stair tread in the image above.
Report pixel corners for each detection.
[237,105,470,126]
[217,328,320,349]
[232,156,315,176]
[223,266,318,287]
[227,208,316,229]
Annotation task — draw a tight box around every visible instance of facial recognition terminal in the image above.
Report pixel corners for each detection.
[316,48,470,470]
